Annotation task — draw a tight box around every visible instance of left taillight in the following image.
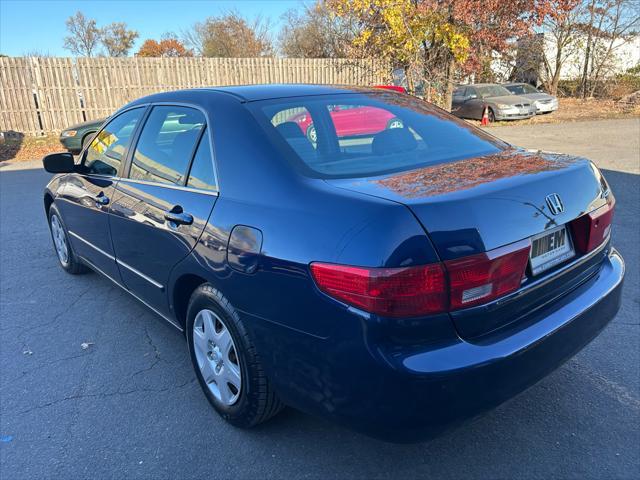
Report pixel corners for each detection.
[310,263,447,318]
[444,239,531,309]
[310,239,532,317]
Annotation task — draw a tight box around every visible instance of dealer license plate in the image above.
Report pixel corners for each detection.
[529,225,575,275]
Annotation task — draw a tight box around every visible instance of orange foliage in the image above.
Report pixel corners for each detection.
[136,38,193,57]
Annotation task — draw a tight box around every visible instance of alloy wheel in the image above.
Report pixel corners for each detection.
[50,214,69,265]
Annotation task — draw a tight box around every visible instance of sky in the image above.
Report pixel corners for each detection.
[0,0,302,56]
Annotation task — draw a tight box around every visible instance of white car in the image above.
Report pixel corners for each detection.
[503,83,559,114]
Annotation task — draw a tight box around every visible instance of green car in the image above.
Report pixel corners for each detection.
[59,117,106,155]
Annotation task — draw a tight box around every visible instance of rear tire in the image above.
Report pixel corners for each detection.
[387,117,404,129]
[306,124,317,143]
[186,284,284,428]
[47,203,88,274]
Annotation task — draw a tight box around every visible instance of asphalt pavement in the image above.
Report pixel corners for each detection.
[1,118,639,479]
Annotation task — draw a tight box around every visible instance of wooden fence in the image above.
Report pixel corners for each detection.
[0,57,390,136]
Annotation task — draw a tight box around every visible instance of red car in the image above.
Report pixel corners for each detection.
[289,105,403,142]
[288,86,406,142]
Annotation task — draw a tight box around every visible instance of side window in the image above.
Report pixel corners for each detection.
[186,130,217,191]
[83,108,143,176]
[129,106,205,185]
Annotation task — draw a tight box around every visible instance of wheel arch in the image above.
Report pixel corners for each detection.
[81,130,97,149]
[44,191,54,216]
[172,273,209,330]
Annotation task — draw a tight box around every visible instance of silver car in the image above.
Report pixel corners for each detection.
[503,83,559,114]
[452,84,536,122]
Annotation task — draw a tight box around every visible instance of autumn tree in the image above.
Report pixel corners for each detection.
[63,11,101,57]
[328,0,554,108]
[578,0,640,97]
[279,1,355,58]
[136,36,193,57]
[184,11,273,57]
[101,22,139,57]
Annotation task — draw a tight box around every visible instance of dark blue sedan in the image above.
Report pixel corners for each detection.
[42,85,624,442]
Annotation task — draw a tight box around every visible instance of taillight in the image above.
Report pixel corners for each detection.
[570,200,615,254]
[310,263,447,317]
[444,240,531,309]
[310,239,532,317]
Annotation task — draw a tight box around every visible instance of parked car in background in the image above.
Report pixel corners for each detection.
[288,103,403,143]
[42,85,623,442]
[503,82,559,114]
[452,84,536,122]
[59,118,105,155]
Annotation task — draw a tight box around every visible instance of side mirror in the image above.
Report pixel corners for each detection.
[43,152,75,174]
[468,94,478,100]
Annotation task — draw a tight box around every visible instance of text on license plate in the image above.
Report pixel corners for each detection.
[529,225,575,275]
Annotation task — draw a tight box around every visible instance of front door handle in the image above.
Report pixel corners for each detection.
[93,191,110,206]
[164,206,193,226]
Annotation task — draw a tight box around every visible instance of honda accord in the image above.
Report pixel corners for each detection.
[42,85,624,442]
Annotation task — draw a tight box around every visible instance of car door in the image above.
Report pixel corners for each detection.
[451,87,466,116]
[56,107,146,281]
[109,105,218,318]
[464,87,484,119]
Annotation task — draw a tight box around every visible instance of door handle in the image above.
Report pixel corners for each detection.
[164,206,193,226]
[92,192,110,206]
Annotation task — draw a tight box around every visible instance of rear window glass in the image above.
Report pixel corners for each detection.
[251,93,505,179]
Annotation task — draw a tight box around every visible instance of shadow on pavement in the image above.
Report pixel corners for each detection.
[0,165,638,479]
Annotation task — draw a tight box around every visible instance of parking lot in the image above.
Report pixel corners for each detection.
[1,118,638,479]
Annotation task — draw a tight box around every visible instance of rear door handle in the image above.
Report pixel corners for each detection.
[164,206,193,226]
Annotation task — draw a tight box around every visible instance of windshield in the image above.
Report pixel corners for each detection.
[250,93,506,179]
[475,85,513,98]
[505,84,539,95]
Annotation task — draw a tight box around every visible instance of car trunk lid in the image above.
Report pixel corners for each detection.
[326,148,612,338]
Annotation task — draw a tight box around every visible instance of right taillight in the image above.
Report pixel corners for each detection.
[444,239,531,310]
[310,239,532,317]
[570,199,615,254]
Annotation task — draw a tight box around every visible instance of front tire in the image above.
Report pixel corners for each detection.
[186,284,284,428]
[47,203,88,274]
[487,108,496,123]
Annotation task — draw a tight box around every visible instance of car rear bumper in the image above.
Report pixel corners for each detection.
[259,248,624,442]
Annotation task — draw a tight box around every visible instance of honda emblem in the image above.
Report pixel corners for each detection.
[546,193,564,215]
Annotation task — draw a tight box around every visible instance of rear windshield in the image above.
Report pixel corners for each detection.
[249,93,506,179]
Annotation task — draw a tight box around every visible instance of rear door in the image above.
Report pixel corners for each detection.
[109,105,218,317]
[57,107,145,281]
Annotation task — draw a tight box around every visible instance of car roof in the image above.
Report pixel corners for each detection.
[135,84,386,104]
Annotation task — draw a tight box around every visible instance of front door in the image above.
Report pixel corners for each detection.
[57,107,145,281]
[109,106,218,317]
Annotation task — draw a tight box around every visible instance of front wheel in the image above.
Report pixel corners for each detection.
[47,203,88,274]
[186,284,284,428]
[487,108,496,123]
